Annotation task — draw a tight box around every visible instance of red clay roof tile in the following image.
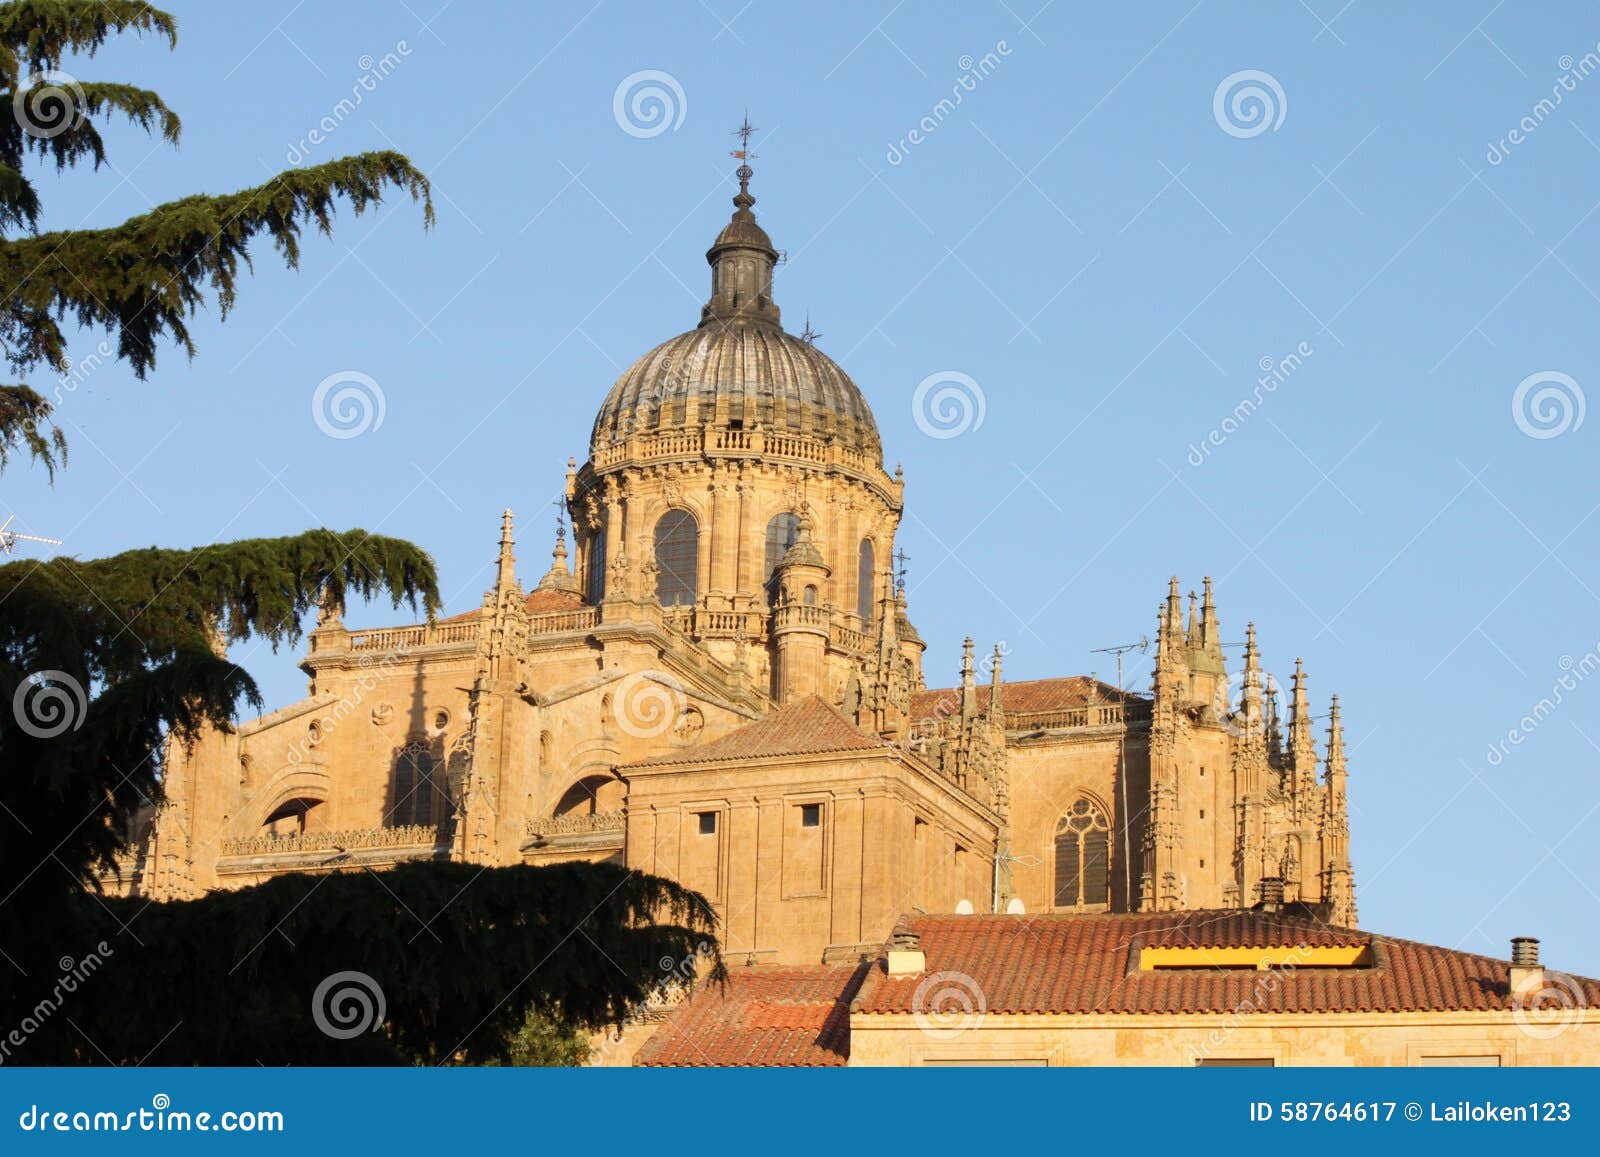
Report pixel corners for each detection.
[634,964,869,1067]
[852,910,1600,1017]
[622,696,887,769]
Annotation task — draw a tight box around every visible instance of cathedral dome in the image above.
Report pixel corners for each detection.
[589,162,881,461]
[590,321,881,458]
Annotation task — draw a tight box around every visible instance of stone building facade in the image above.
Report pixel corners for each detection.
[112,158,1357,966]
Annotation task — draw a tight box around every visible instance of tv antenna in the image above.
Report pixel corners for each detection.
[0,515,62,556]
[1090,634,1152,909]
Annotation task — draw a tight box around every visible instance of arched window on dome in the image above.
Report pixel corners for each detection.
[1054,796,1111,909]
[764,512,801,585]
[586,531,607,604]
[653,510,699,607]
[857,539,876,626]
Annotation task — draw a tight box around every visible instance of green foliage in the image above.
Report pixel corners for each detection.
[0,529,439,901]
[0,0,432,474]
[495,1007,595,1067]
[12,863,723,1065]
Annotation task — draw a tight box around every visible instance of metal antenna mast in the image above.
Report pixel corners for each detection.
[0,515,63,556]
[1091,635,1151,908]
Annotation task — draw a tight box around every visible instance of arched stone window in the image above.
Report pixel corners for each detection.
[764,512,801,582]
[586,531,607,603]
[1054,796,1111,908]
[390,744,438,828]
[653,509,699,606]
[857,539,876,625]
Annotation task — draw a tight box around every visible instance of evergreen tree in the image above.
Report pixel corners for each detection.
[0,2,725,1062]
[0,0,439,913]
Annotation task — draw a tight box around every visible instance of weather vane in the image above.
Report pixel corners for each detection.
[0,514,62,556]
[731,112,758,163]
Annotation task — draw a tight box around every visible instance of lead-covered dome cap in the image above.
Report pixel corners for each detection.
[588,161,882,461]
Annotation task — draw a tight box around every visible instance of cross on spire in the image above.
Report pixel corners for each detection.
[893,547,911,596]
[731,112,757,196]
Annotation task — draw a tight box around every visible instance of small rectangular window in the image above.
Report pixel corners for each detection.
[800,803,822,828]
[696,811,717,836]
[1195,1057,1275,1067]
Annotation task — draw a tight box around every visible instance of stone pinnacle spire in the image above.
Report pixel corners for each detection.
[496,508,517,593]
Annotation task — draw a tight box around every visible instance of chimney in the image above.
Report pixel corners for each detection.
[886,930,926,979]
[1509,936,1544,997]
[1259,876,1285,912]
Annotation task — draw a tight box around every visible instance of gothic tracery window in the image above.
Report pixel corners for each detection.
[1054,796,1111,908]
[653,509,699,606]
[390,744,438,828]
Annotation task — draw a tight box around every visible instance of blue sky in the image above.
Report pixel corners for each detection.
[10,2,1600,970]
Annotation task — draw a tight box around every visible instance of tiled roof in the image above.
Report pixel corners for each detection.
[853,911,1600,1016]
[623,696,887,769]
[910,676,1141,721]
[436,586,587,625]
[633,964,870,1067]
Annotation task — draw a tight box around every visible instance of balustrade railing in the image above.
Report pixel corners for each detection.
[220,825,440,857]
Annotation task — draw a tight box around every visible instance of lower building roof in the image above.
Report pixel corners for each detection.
[853,910,1600,1017]
[632,963,870,1067]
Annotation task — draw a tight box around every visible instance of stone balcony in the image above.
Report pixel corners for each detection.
[215,824,446,877]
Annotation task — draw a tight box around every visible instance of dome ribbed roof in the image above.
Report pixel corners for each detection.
[590,162,881,460]
[590,321,881,457]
